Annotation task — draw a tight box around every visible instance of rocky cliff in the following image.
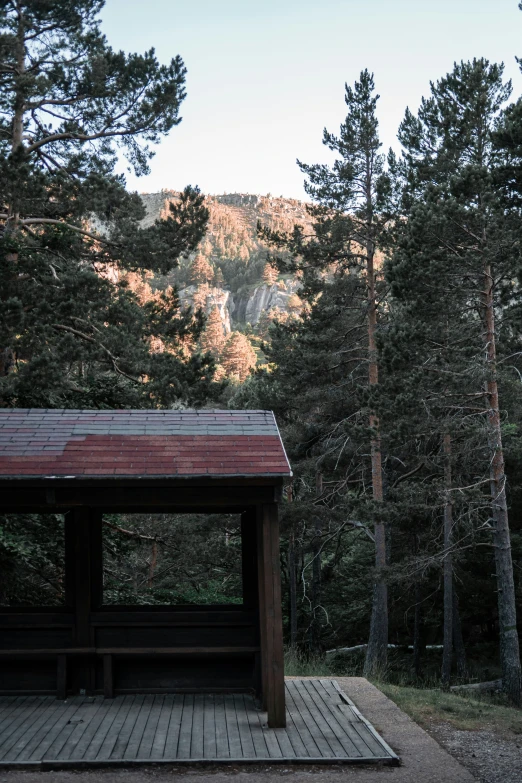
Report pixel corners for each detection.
[140,191,312,331]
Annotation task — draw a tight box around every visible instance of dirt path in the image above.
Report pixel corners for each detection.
[427,721,522,783]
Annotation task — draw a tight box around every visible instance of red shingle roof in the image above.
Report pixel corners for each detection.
[0,410,292,479]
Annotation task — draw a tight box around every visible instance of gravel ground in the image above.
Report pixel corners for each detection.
[427,722,522,783]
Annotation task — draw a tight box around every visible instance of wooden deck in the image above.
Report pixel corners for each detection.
[0,679,398,768]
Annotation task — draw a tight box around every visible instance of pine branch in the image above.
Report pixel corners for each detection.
[51,324,141,383]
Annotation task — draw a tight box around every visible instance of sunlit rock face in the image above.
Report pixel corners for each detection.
[233,279,301,325]
[178,285,234,333]
[138,190,312,328]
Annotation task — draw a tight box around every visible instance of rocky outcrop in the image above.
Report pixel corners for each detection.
[137,191,309,329]
[178,286,234,333]
[179,279,301,330]
[232,279,301,325]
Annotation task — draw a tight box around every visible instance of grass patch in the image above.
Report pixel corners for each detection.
[377,682,522,734]
[284,647,334,677]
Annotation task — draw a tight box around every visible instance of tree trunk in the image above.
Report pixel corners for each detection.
[364,246,388,677]
[287,482,298,649]
[288,529,298,648]
[413,577,424,680]
[309,472,322,653]
[441,433,453,688]
[452,590,468,679]
[483,262,522,706]
[1,8,26,376]
[147,540,158,589]
[12,8,25,153]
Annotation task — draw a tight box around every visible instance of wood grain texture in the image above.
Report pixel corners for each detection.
[0,680,398,766]
[257,503,285,727]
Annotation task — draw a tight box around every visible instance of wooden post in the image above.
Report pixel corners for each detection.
[65,507,103,694]
[73,507,92,648]
[242,508,261,697]
[257,503,286,728]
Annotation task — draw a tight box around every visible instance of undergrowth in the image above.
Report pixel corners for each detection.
[284,645,522,733]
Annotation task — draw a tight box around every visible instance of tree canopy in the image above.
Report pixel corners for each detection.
[0,0,215,408]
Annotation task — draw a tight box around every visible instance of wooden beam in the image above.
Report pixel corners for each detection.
[257,503,286,728]
[0,483,282,511]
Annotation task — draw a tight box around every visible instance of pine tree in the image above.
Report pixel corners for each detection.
[0,1,213,408]
[190,253,214,285]
[262,262,278,286]
[260,70,394,673]
[200,306,226,358]
[387,59,522,705]
[221,332,257,382]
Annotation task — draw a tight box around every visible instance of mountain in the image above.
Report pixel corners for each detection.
[118,191,314,379]
[139,190,312,330]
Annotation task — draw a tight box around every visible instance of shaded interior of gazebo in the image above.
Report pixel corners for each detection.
[0,410,291,728]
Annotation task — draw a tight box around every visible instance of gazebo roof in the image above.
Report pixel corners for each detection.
[0,409,292,479]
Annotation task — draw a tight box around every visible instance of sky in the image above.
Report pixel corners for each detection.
[100,0,522,201]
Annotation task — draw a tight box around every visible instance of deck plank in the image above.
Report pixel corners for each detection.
[28,697,84,761]
[137,695,165,759]
[109,694,144,759]
[284,684,325,757]
[14,699,75,762]
[190,694,204,759]
[306,680,380,757]
[7,699,65,761]
[243,693,272,758]
[224,694,242,758]
[0,698,47,759]
[96,696,135,760]
[53,697,105,760]
[176,694,194,760]
[0,680,397,765]
[123,694,155,760]
[83,697,128,761]
[312,679,386,755]
[203,694,217,759]
[163,694,184,759]
[234,694,256,758]
[293,680,356,758]
[149,694,174,760]
[0,696,28,723]
[213,694,229,758]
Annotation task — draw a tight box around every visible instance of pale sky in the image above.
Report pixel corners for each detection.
[100,0,522,200]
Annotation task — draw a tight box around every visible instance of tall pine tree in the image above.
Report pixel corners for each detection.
[387,59,522,704]
[0,0,213,408]
[261,70,394,673]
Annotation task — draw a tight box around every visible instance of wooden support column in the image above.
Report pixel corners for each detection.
[242,508,261,697]
[64,507,103,695]
[256,503,286,728]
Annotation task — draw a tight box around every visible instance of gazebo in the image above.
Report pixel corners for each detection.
[0,409,291,728]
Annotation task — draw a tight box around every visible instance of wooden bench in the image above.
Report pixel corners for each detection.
[0,646,260,699]
[0,648,94,700]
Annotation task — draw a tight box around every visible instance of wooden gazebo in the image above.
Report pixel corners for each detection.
[0,409,291,728]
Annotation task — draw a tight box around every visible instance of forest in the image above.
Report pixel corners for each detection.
[1,0,522,709]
